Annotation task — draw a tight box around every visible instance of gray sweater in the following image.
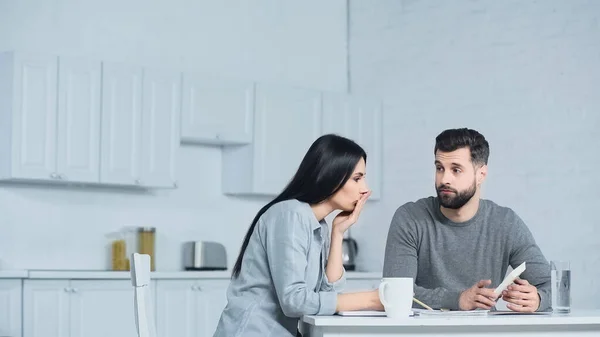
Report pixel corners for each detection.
[383,197,551,311]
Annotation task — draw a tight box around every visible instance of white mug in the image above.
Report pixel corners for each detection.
[378,277,413,318]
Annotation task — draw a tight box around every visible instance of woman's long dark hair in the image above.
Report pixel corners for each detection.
[231,134,367,278]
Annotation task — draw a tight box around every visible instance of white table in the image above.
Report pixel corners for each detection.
[302,310,600,337]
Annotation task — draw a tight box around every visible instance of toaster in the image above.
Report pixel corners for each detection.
[183,241,227,271]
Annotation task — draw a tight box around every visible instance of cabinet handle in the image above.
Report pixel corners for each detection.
[196,286,202,291]
[71,288,78,293]
[50,173,59,179]
[135,179,142,185]
[173,181,178,188]
[64,287,70,292]
[58,174,66,180]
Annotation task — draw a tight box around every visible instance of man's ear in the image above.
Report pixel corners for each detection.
[477,164,488,186]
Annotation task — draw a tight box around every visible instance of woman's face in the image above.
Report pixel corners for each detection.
[330,158,369,212]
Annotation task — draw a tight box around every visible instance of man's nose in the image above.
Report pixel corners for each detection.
[441,171,453,185]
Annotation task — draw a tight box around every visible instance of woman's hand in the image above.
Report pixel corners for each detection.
[332,191,371,235]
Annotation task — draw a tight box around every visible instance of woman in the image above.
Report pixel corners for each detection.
[213,134,383,337]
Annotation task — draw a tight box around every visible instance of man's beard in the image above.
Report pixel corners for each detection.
[436,180,477,209]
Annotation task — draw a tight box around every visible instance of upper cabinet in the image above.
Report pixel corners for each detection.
[0,51,382,196]
[222,83,322,195]
[56,57,102,183]
[180,73,254,145]
[0,52,102,184]
[99,62,143,186]
[0,52,58,181]
[0,51,179,188]
[222,84,383,199]
[139,69,180,188]
[100,63,180,188]
[321,92,383,200]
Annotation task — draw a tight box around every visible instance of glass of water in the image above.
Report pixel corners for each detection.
[551,260,571,314]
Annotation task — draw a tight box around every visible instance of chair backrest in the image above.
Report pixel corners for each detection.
[130,253,157,337]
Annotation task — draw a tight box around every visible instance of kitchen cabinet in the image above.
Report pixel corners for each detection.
[0,52,101,184]
[221,82,384,198]
[156,279,228,337]
[100,62,143,186]
[139,68,181,188]
[321,92,383,200]
[0,51,179,188]
[22,280,138,337]
[180,73,254,146]
[56,57,102,183]
[8,272,382,337]
[100,63,180,188]
[222,83,323,195]
[0,280,22,337]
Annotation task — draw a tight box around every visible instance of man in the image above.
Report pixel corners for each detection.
[383,128,551,312]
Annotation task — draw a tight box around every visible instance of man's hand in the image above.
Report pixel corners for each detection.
[502,278,540,312]
[459,280,499,310]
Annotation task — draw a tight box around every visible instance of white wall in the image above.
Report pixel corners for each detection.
[0,0,347,270]
[349,0,600,309]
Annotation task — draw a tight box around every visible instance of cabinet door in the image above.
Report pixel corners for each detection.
[181,74,254,145]
[23,280,70,337]
[156,280,196,337]
[0,280,22,337]
[69,280,137,337]
[322,93,383,200]
[9,53,58,180]
[156,279,229,337]
[56,57,102,183]
[252,83,322,194]
[100,62,143,185]
[194,280,229,337]
[140,69,180,188]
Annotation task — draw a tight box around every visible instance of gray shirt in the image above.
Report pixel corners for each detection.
[383,197,551,311]
[213,199,346,337]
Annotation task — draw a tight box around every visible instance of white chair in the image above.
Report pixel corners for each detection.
[130,253,157,337]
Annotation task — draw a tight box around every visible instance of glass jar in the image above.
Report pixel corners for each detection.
[107,230,129,271]
[138,227,156,271]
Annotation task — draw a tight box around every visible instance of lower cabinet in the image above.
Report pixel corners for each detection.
[156,279,229,337]
[14,275,381,337]
[0,280,21,337]
[23,280,137,337]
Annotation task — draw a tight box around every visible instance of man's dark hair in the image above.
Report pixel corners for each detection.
[434,128,489,166]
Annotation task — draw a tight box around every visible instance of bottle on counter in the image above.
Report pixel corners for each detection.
[108,231,129,271]
[138,227,156,271]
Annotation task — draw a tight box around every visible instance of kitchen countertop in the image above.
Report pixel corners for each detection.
[0,270,29,278]
[0,269,382,280]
